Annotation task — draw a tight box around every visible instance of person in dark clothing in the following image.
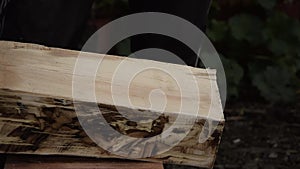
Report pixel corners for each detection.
[0,0,10,36]
[0,0,211,66]
[0,0,94,49]
[129,0,211,66]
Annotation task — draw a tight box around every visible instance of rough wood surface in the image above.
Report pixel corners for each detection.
[4,155,164,169]
[0,41,224,168]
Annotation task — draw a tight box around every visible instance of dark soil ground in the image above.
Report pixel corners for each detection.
[213,103,300,169]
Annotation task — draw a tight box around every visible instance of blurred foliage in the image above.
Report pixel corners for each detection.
[207,0,300,103]
[91,0,300,103]
[221,55,244,97]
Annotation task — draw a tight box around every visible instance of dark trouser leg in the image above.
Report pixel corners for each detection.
[1,0,94,49]
[129,0,211,66]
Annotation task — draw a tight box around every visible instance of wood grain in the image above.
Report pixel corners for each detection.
[0,41,224,168]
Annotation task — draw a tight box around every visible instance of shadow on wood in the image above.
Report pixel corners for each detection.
[4,155,164,169]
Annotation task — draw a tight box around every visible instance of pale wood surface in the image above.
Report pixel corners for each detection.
[0,41,224,168]
[0,41,223,120]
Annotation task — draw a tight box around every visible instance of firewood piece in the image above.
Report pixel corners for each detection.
[4,155,164,169]
[0,41,224,168]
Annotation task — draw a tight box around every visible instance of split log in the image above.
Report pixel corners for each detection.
[4,155,164,169]
[0,41,224,168]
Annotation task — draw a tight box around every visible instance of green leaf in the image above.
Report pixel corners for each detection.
[291,20,300,42]
[229,14,264,44]
[207,20,229,42]
[257,0,277,10]
[221,55,244,98]
[268,39,290,56]
[250,65,296,102]
[264,12,300,56]
[296,59,300,71]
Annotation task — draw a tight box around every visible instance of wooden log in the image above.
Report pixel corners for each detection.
[0,41,224,168]
[4,155,164,169]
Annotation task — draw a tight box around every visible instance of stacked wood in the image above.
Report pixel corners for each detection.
[0,41,224,168]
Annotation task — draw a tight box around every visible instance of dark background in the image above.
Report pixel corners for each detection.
[0,0,300,169]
